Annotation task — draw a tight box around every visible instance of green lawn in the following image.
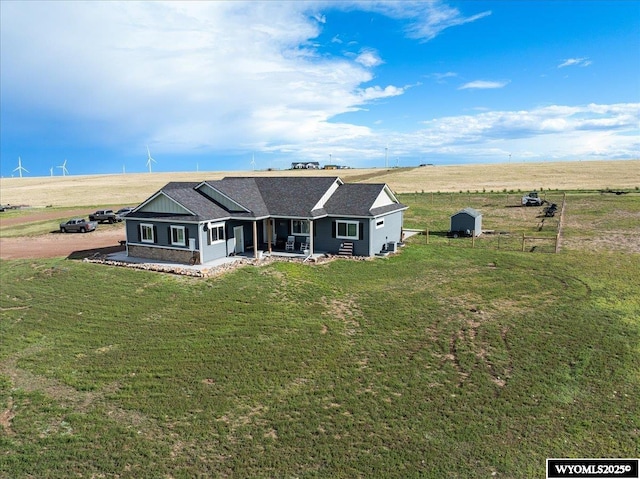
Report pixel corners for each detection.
[1,243,638,477]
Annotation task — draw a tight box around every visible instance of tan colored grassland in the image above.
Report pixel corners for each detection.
[1,159,637,208]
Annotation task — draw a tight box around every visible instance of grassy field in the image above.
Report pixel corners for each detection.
[1,249,638,477]
[1,160,639,477]
[1,159,638,207]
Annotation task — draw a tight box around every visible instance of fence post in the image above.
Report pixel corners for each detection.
[555,233,560,253]
[425,229,429,244]
[472,230,475,248]
[521,233,526,252]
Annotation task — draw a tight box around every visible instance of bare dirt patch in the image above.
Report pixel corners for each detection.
[0,208,96,228]
[0,228,126,260]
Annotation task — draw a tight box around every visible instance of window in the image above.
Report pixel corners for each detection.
[170,225,186,246]
[376,218,385,229]
[336,220,359,240]
[140,224,155,243]
[209,223,225,244]
[292,220,310,235]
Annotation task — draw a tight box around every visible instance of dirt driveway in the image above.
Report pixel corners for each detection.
[1,210,127,260]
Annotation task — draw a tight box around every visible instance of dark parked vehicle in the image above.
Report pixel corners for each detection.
[89,209,119,223]
[60,218,97,233]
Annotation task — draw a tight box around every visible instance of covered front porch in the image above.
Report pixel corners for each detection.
[236,217,317,260]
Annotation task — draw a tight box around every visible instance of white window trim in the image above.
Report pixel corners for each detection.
[291,219,310,235]
[140,223,155,244]
[170,225,186,246]
[208,222,225,244]
[336,220,359,240]
[375,218,385,229]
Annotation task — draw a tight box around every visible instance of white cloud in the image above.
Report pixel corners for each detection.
[257,102,639,166]
[558,57,592,68]
[459,80,510,90]
[1,1,406,155]
[355,49,383,67]
[429,72,457,83]
[406,103,640,162]
[341,1,490,42]
[1,1,635,171]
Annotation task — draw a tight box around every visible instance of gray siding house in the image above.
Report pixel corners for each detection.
[124,176,407,264]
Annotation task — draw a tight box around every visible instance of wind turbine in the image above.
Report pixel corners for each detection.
[250,154,256,171]
[57,159,69,176]
[50,167,54,177]
[146,146,156,173]
[13,157,28,178]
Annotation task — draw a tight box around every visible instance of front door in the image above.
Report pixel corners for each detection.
[233,226,244,254]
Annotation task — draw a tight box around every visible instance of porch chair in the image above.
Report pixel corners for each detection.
[300,236,310,253]
[285,235,295,252]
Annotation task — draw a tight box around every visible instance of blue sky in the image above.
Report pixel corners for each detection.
[1,1,638,177]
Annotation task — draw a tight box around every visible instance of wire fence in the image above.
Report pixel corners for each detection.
[407,194,566,253]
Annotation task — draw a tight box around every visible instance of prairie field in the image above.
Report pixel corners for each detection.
[1,159,639,478]
[1,159,638,207]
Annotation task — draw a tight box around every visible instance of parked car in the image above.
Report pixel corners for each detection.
[60,218,98,233]
[89,209,119,223]
[115,207,134,220]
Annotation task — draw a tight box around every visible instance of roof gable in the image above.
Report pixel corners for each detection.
[132,182,229,220]
[131,176,406,222]
[453,207,481,218]
[204,178,270,217]
[325,183,407,217]
[196,181,251,213]
[253,176,340,217]
[136,185,196,216]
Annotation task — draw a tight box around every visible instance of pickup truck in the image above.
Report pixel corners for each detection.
[89,209,119,223]
[115,207,134,220]
[59,218,98,233]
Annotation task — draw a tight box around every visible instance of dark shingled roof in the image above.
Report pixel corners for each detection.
[254,176,339,217]
[130,176,405,222]
[127,182,230,222]
[325,183,407,217]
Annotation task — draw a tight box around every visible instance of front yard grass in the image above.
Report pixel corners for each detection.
[1,244,638,477]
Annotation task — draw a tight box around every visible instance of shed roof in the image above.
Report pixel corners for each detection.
[452,207,482,218]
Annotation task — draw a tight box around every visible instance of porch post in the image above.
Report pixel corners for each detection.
[267,218,273,253]
[309,220,314,256]
[253,220,258,259]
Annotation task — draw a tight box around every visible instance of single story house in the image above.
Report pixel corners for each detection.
[291,162,320,169]
[450,207,482,236]
[124,176,408,264]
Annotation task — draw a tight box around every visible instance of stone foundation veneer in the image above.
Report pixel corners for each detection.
[128,244,199,264]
